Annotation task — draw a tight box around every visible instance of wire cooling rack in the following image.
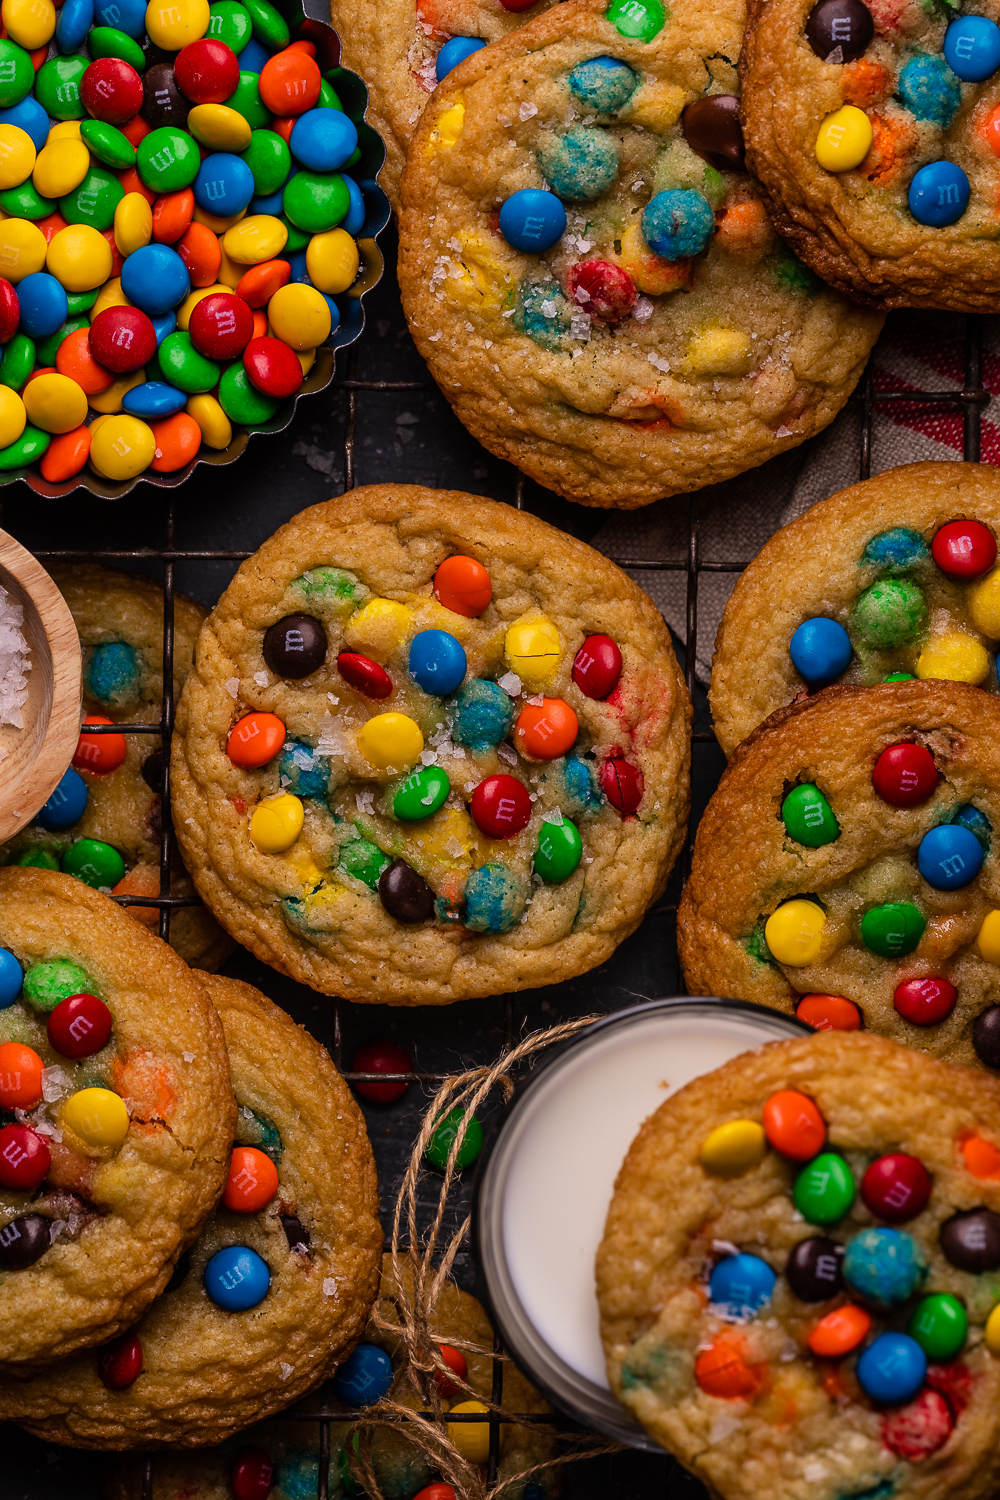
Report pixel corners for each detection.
[0,312,990,1500]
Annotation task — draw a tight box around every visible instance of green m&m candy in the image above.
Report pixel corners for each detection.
[885,672,915,682]
[243,0,290,50]
[0,333,34,391]
[158,331,221,394]
[534,816,582,883]
[852,579,927,650]
[283,170,350,233]
[224,71,272,130]
[207,0,253,51]
[35,55,88,120]
[279,214,310,252]
[0,423,47,467]
[0,180,54,220]
[861,901,926,958]
[66,287,100,316]
[241,128,291,195]
[607,0,665,41]
[781,784,840,848]
[219,362,279,424]
[0,40,35,108]
[81,120,137,171]
[393,765,450,822]
[425,1107,483,1172]
[793,1152,856,1225]
[339,833,390,890]
[13,845,59,870]
[318,78,341,110]
[36,316,89,366]
[908,1293,967,1360]
[137,127,201,192]
[22,959,92,1011]
[87,26,147,70]
[61,165,124,231]
[61,838,126,889]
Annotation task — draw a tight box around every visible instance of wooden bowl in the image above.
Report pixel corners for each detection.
[0,529,81,843]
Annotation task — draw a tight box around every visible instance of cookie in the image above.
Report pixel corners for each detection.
[0,974,381,1446]
[710,462,1000,757]
[741,0,1000,309]
[678,679,1000,1070]
[396,0,883,510]
[0,868,233,1370]
[597,1030,1000,1500]
[170,484,690,1005]
[0,564,231,970]
[106,1253,560,1499]
[329,0,559,211]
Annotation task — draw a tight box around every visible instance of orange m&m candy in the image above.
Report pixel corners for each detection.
[433,555,492,617]
[514,697,578,760]
[962,1132,1000,1180]
[807,1304,871,1358]
[762,1089,826,1161]
[40,424,91,482]
[151,412,202,472]
[694,1336,766,1399]
[112,864,160,928]
[224,1144,279,1211]
[227,711,286,768]
[152,188,195,245]
[984,103,1000,157]
[56,327,115,395]
[259,50,321,116]
[795,995,862,1032]
[235,257,291,307]
[73,715,128,775]
[177,220,222,288]
[0,1040,44,1109]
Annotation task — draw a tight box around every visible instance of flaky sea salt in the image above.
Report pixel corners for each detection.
[0,584,29,729]
[498,672,521,696]
[497,742,517,766]
[41,1066,72,1103]
[648,352,671,373]
[254,671,269,687]
[280,1362,293,1380]
[322,1276,338,1296]
[224,677,239,699]
[518,101,538,120]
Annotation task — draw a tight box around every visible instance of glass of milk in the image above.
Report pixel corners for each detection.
[472,997,811,1445]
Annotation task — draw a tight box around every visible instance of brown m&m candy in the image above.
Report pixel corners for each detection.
[804,0,874,61]
[784,1235,844,1301]
[142,62,191,127]
[0,1213,50,1270]
[973,1006,1000,1068]
[378,859,435,923]
[939,1208,1000,1271]
[263,615,327,679]
[681,95,745,172]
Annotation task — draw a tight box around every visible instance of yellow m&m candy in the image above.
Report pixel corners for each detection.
[978,910,1000,964]
[986,1302,1000,1354]
[915,632,990,685]
[114,192,153,257]
[814,105,873,172]
[700,1119,767,1177]
[187,103,251,152]
[446,1400,490,1463]
[306,228,359,295]
[222,214,287,265]
[0,123,35,191]
[504,615,561,690]
[969,569,1000,639]
[62,1087,130,1152]
[357,712,424,770]
[145,0,209,48]
[764,899,827,966]
[90,413,156,479]
[249,792,304,854]
[33,137,88,200]
[187,393,232,450]
[344,596,411,654]
[0,386,26,448]
[0,217,46,283]
[23,372,87,434]
[47,224,113,292]
[2,0,55,49]
[267,282,331,350]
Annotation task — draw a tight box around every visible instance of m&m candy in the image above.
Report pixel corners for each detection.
[350,1039,413,1104]
[435,35,485,80]
[73,714,128,773]
[781,783,839,846]
[931,518,997,578]
[871,742,937,807]
[908,161,970,227]
[393,766,449,822]
[0,1040,43,1109]
[515,698,578,760]
[357,712,423,771]
[46,991,113,1058]
[939,1207,1000,1270]
[433,555,492,617]
[861,1152,932,1222]
[893,975,957,1026]
[378,858,435,923]
[843,1226,925,1306]
[572,634,622,700]
[0,1121,50,1189]
[856,1332,926,1404]
[793,1152,856,1224]
[599,756,642,815]
[62,1085,130,1149]
[408,628,467,696]
[0,1212,50,1268]
[470,773,531,837]
[794,994,861,1030]
[699,1119,766,1177]
[262,613,325,678]
[788,617,851,685]
[916,823,983,890]
[764,899,826,966]
[0,947,22,1007]
[708,1252,776,1318]
[807,1303,871,1357]
[533,816,582,883]
[784,1235,844,1300]
[224,1144,279,1211]
[231,1449,275,1500]
[332,1343,393,1405]
[434,1343,467,1401]
[98,1330,143,1389]
[424,1105,483,1171]
[204,1244,271,1310]
[762,1089,826,1160]
[498,187,566,253]
[249,790,303,853]
[227,710,286,768]
[908,1292,967,1360]
[337,651,392,698]
[694,1335,765,1399]
[860,901,925,957]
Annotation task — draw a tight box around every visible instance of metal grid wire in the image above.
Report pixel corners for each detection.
[4,313,991,1500]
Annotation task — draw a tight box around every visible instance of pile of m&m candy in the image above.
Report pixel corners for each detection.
[697,1087,1000,1455]
[759,702,1000,1061]
[228,553,643,936]
[0,945,131,1270]
[790,519,1000,690]
[0,0,371,483]
[807,0,1000,227]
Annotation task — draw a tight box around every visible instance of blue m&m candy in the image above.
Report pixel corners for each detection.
[409,629,467,696]
[289,108,358,172]
[908,161,970,228]
[789,617,852,685]
[641,189,714,260]
[203,1245,271,1311]
[0,948,22,1008]
[944,15,1000,81]
[0,95,50,152]
[94,0,145,33]
[436,36,485,81]
[194,153,256,217]
[843,1226,926,1307]
[120,244,190,317]
[917,823,984,890]
[16,274,68,340]
[498,188,567,253]
[856,1332,927,1405]
[36,768,88,831]
[331,1342,393,1405]
[708,1253,776,1318]
[150,312,176,347]
[123,381,187,418]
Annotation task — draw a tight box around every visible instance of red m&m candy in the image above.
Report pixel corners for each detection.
[872,742,937,807]
[89,307,157,375]
[337,651,393,699]
[243,335,303,399]
[470,774,531,837]
[174,39,241,104]
[224,1145,279,1212]
[882,1387,953,1461]
[795,994,862,1031]
[47,993,114,1060]
[227,712,286,769]
[572,634,622,699]
[567,259,637,323]
[0,278,19,343]
[81,57,144,125]
[0,1041,44,1110]
[599,757,642,815]
[350,1040,413,1103]
[433,555,492,617]
[932,519,997,580]
[434,1342,468,1400]
[894,976,957,1026]
[861,1152,932,1222]
[73,716,128,774]
[0,1123,50,1191]
[98,1331,143,1390]
[189,291,254,361]
[231,1447,275,1500]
